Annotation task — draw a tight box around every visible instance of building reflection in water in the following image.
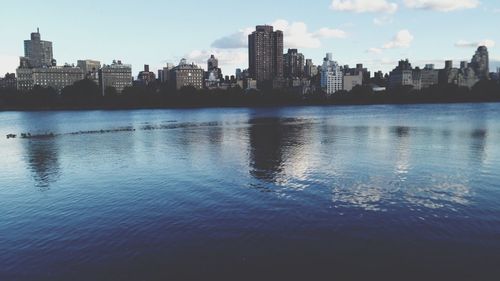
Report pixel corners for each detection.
[23,139,60,190]
[248,117,310,184]
[469,128,488,165]
[393,126,411,181]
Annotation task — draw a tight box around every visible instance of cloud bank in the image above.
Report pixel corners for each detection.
[404,0,480,12]
[330,0,398,14]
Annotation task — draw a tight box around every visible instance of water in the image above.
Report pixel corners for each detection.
[1,104,500,280]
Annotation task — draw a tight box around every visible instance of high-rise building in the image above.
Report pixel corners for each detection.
[206,55,223,81]
[304,59,318,78]
[321,53,343,95]
[235,69,243,80]
[248,25,284,86]
[23,28,54,68]
[470,46,489,80]
[207,54,218,71]
[171,59,204,90]
[283,49,305,78]
[99,60,132,95]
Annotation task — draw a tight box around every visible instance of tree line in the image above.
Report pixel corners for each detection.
[1,79,500,110]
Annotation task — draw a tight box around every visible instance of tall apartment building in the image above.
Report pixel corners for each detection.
[304,59,318,78]
[23,28,54,68]
[207,54,223,81]
[248,25,283,86]
[283,49,305,78]
[99,60,132,94]
[470,46,489,80]
[321,53,343,95]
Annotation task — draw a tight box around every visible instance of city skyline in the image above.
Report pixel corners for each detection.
[0,0,499,76]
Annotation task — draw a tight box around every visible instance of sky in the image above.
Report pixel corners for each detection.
[0,0,499,77]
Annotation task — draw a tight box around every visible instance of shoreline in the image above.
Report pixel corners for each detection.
[2,98,500,112]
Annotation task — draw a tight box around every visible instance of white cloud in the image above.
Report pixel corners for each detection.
[272,20,347,49]
[211,27,253,49]
[367,47,383,54]
[0,54,18,76]
[313,27,347,39]
[404,0,480,12]
[455,39,495,48]
[184,49,247,74]
[211,20,347,50]
[373,16,394,26]
[272,20,322,49]
[330,0,398,14]
[383,30,414,49]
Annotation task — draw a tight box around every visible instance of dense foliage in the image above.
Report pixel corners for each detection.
[1,79,500,110]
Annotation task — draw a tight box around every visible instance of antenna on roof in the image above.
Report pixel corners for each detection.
[37,27,39,33]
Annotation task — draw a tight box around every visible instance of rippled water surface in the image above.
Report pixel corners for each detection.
[1,104,500,280]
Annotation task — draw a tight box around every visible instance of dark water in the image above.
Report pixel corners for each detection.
[1,104,500,280]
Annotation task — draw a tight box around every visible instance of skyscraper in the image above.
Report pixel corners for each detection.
[248,25,283,86]
[283,49,305,78]
[207,55,218,71]
[23,28,54,68]
[321,53,343,95]
[304,59,318,78]
[207,54,223,81]
[470,46,489,80]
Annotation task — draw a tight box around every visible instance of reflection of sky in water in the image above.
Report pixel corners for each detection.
[0,105,497,209]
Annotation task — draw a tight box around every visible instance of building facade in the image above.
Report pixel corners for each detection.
[161,63,175,83]
[283,49,305,78]
[99,60,132,94]
[136,64,156,86]
[77,60,101,82]
[470,46,489,80]
[23,28,54,68]
[171,59,204,90]
[248,25,284,86]
[420,64,439,89]
[206,54,223,82]
[343,72,363,92]
[304,59,318,78]
[388,59,416,89]
[30,66,84,92]
[0,73,17,89]
[321,53,343,95]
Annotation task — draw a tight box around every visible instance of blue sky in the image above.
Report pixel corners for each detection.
[0,0,499,76]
